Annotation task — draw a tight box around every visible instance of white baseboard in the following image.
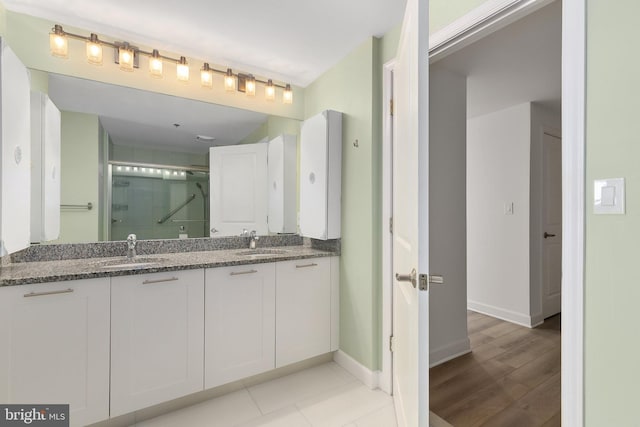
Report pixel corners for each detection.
[468,300,539,328]
[333,350,381,390]
[530,312,544,327]
[429,338,471,368]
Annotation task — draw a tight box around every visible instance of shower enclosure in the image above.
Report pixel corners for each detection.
[108,161,209,240]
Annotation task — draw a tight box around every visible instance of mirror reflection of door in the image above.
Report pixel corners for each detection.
[209,143,268,237]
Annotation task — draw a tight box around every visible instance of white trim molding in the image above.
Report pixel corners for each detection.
[468,302,543,328]
[379,59,396,396]
[429,338,471,368]
[561,0,586,425]
[429,0,556,63]
[333,350,381,390]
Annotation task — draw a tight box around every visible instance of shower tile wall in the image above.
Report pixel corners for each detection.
[110,144,209,240]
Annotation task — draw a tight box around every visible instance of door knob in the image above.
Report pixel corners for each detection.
[544,232,556,239]
[395,268,417,288]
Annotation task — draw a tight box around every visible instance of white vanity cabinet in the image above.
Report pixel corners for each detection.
[204,263,275,388]
[275,257,339,367]
[0,278,110,427]
[110,269,204,417]
[299,110,342,240]
[268,134,297,234]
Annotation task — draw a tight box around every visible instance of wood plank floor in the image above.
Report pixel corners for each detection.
[429,311,561,427]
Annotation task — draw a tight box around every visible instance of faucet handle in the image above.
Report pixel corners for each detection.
[240,229,248,236]
[127,233,137,243]
[250,230,259,240]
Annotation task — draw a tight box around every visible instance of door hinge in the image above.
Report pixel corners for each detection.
[389,335,394,352]
[390,99,394,116]
[419,274,429,291]
[389,217,393,234]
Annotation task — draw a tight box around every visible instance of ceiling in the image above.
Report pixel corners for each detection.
[3,0,407,87]
[435,0,561,118]
[48,74,270,154]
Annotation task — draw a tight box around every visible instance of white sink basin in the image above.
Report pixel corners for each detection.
[97,257,164,269]
[235,249,289,257]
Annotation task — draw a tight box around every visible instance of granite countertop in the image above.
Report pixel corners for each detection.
[0,245,336,287]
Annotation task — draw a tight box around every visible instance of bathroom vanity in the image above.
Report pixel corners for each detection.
[0,239,339,427]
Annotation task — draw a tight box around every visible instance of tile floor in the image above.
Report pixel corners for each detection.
[134,362,396,427]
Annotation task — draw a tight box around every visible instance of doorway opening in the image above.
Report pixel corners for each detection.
[430,1,562,424]
[380,0,582,424]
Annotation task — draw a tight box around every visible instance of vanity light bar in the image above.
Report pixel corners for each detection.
[49,24,293,104]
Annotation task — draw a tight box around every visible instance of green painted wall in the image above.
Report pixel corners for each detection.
[430,0,488,34]
[584,1,640,424]
[3,10,305,120]
[0,3,6,37]
[305,38,379,369]
[54,111,101,243]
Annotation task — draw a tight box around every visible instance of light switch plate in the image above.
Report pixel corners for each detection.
[504,202,514,215]
[594,178,625,214]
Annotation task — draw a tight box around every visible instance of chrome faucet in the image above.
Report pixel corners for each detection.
[126,233,137,259]
[249,230,259,249]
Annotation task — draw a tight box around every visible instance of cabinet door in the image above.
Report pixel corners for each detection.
[205,263,275,388]
[1,40,31,255]
[276,258,331,367]
[268,134,297,234]
[110,269,204,417]
[210,143,268,237]
[299,113,329,240]
[0,278,110,427]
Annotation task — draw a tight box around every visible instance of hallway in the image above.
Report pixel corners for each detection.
[430,311,561,426]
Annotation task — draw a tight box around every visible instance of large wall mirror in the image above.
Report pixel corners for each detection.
[43,73,301,243]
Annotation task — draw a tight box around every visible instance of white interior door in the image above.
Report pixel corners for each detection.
[542,131,562,318]
[210,143,268,237]
[392,0,429,425]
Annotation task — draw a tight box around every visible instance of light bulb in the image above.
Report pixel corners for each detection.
[224,68,235,91]
[201,63,213,88]
[149,49,163,78]
[246,75,256,97]
[119,44,135,72]
[177,56,189,82]
[283,84,293,104]
[265,79,275,101]
[86,34,102,65]
[49,25,68,58]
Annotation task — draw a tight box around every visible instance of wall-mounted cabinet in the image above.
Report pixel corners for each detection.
[0,39,31,255]
[299,110,342,240]
[268,134,297,234]
[0,278,110,427]
[30,91,61,243]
